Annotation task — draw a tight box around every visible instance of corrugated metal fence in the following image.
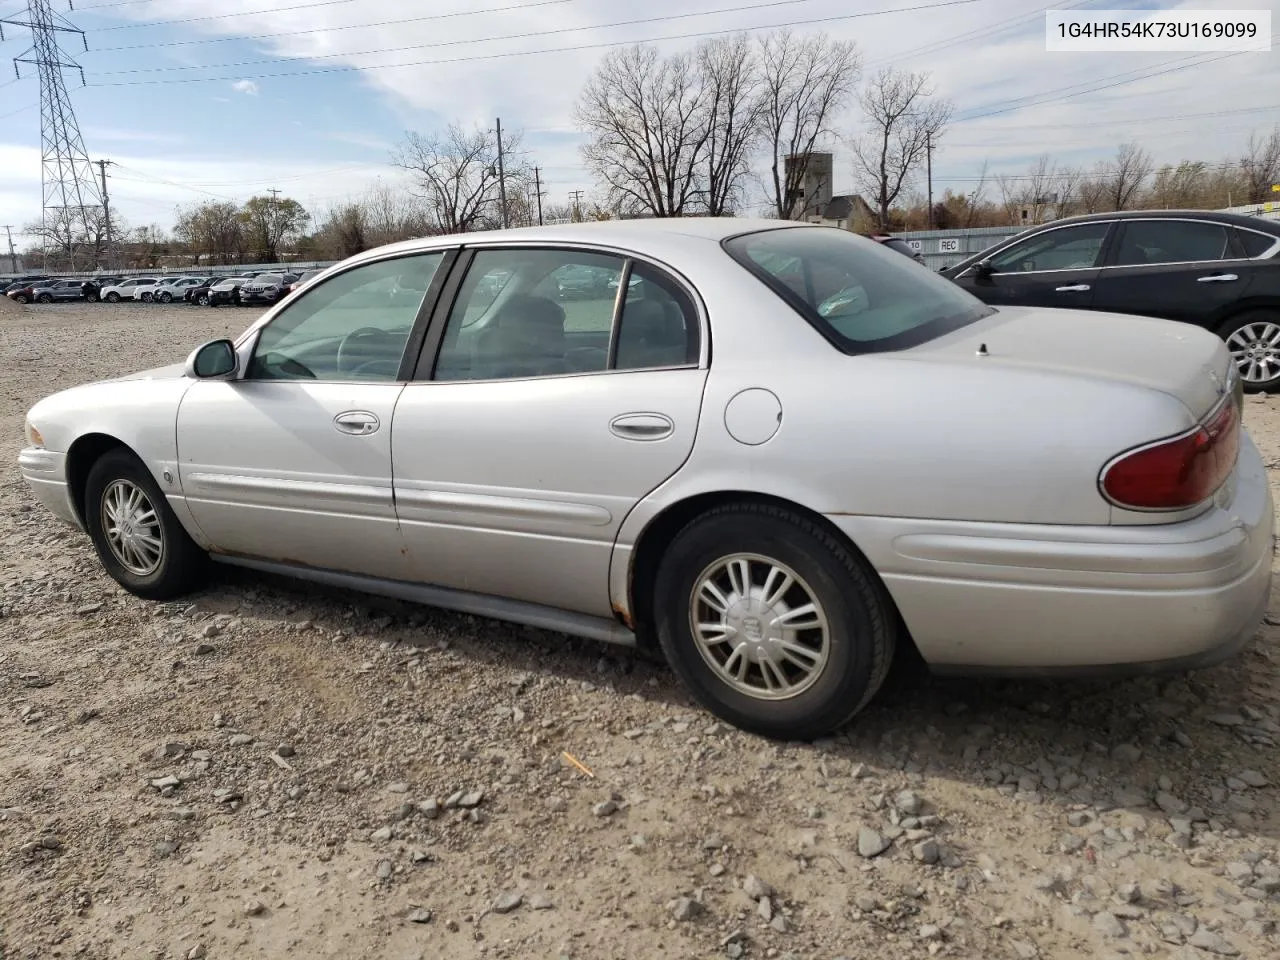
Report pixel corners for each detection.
[892,226,1022,272]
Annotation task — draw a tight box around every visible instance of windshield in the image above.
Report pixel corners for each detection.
[723,227,991,354]
[253,274,283,285]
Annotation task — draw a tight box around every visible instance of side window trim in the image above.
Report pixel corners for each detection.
[410,244,705,382]
[241,248,454,384]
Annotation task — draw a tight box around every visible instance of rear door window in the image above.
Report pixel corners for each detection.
[1112,220,1231,266]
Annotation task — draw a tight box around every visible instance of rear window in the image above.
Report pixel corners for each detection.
[1237,228,1278,258]
[724,226,992,353]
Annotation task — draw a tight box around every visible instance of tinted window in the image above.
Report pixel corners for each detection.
[881,238,918,258]
[724,227,991,353]
[989,223,1110,272]
[1113,220,1230,266]
[1237,228,1278,258]
[614,263,699,370]
[247,253,442,382]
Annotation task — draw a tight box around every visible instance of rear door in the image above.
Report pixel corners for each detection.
[1091,217,1253,328]
[953,221,1114,309]
[391,245,708,617]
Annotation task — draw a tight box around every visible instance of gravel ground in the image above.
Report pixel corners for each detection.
[2,302,1280,960]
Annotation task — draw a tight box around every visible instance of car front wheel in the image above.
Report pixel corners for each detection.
[36,293,53,303]
[1222,310,1280,393]
[140,292,153,302]
[196,293,210,306]
[653,503,895,740]
[104,292,120,302]
[12,294,29,304]
[158,292,173,303]
[84,448,208,600]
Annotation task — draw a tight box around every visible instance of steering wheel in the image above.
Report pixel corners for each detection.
[337,327,395,374]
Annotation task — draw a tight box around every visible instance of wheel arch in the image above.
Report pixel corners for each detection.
[1214,299,1280,337]
[622,490,920,660]
[65,432,130,526]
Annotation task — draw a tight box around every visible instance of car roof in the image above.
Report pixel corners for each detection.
[1024,209,1280,234]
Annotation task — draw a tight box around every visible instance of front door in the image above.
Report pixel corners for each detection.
[1090,217,1254,325]
[956,220,1114,309]
[176,250,449,581]
[392,246,708,617]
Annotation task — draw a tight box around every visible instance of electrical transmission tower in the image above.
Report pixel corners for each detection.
[1,1,104,269]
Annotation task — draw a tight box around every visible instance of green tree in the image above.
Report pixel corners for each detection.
[239,195,310,262]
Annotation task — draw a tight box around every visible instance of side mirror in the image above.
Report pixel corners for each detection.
[185,338,238,379]
[974,259,994,278]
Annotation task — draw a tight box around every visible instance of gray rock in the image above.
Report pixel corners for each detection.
[194,643,215,656]
[917,924,942,940]
[1093,912,1127,938]
[769,914,789,934]
[376,859,392,880]
[371,826,392,842]
[1067,811,1093,827]
[544,796,568,813]
[1187,929,1239,956]
[444,790,464,809]
[1116,881,1141,903]
[912,839,940,864]
[76,602,103,615]
[276,743,296,758]
[458,790,484,808]
[727,943,744,959]
[491,891,523,914]
[1225,861,1253,881]
[857,827,891,858]
[1010,940,1038,959]
[895,790,923,815]
[671,896,703,921]
[201,623,220,638]
[1061,835,1086,853]
[1206,713,1245,727]
[756,897,772,922]
[709,863,726,877]
[592,800,618,818]
[703,834,724,850]
[228,733,253,747]
[407,908,432,923]
[855,894,878,912]
[742,874,773,899]
[418,798,440,819]
[387,781,410,794]
[1235,769,1269,788]
[153,840,178,858]
[529,894,554,910]
[1156,792,1188,815]
[187,946,207,960]
[244,898,266,917]
[1111,744,1142,764]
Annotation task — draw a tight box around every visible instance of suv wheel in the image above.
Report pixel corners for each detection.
[105,291,120,303]
[36,293,53,303]
[157,291,173,303]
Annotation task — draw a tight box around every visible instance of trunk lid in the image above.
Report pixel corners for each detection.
[910,305,1234,420]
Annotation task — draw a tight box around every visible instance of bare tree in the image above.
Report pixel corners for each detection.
[696,33,763,216]
[394,123,525,233]
[1055,164,1083,218]
[1104,142,1153,211]
[1239,127,1280,204]
[1148,160,1211,209]
[1076,163,1110,214]
[757,29,861,220]
[576,45,711,217]
[851,67,952,230]
[995,154,1059,227]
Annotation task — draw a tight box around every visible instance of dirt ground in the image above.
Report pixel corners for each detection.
[2,302,1279,960]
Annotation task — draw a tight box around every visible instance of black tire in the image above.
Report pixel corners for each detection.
[84,448,208,600]
[158,292,173,303]
[12,294,29,304]
[196,293,210,306]
[36,293,53,304]
[140,292,153,302]
[105,291,120,303]
[1219,309,1280,393]
[85,291,99,303]
[653,503,895,740]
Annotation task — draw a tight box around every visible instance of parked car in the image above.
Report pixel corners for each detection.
[154,277,214,304]
[17,220,1269,739]
[184,277,227,306]
[101,278,159,302]
[207,277,252,307]
[82,277,121,303]
[284,270,323,296]
[940,210,1280,391]
[5,282,40,304]
[30,279,86,303]
[238,272,299,306]
[133,277,181,303]
[867,232,927,266]
[4,275,51,294]
[554,263,616,300]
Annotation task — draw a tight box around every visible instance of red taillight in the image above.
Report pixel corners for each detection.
[1100,399,1240,510]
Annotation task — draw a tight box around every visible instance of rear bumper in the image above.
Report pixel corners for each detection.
[18,447,81,529]
[828,431,1275,673]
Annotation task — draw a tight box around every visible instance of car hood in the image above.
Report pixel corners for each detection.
[906,305,1233,420]
[110,362,188,382]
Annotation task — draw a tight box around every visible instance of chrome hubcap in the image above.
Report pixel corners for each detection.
[690,553,830,700]
[101,479,163,576]
[1228,321,1280,384]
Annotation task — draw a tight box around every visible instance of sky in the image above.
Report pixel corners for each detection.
[0,0,1276,250]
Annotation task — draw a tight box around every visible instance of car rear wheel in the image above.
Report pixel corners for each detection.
[36,293,53,303]
[1222,310,1280,392]
[104,291,120,303]
[196,293,210,306]
[653,503,895,740]
[84,448,207,600]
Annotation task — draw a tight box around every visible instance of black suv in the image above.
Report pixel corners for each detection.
[239,272,299,306]
[941,210,1280,391]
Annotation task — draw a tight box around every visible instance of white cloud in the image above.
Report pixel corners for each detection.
[231,79,259,96]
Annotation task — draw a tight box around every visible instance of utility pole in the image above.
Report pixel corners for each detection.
[569,189,584,222]
[494,118,509,229]
[2,225,16,272]
[94,158,113,253]
[925,132,934,230]
[533,167,544,226]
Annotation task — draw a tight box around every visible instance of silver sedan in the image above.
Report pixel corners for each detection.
[19,218,1274,739]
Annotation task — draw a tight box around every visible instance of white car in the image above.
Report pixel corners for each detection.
[133,277,181,303]
[153,277,209,304]
[16,218,1273,738]
[101,278,159,303]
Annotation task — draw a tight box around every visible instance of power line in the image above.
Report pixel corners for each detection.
[89,0,364,30]
[83,0,988,86]
[89,0,581,52]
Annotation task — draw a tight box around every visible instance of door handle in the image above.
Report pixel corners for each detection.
[609,413,674,441]
[333,410,380,435]
[1196,273,1238,282]
[1055,284,1091,292]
